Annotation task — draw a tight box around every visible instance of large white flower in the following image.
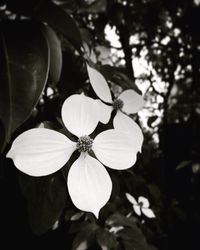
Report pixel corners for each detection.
[87,64,144,152]
[7,94,137,218]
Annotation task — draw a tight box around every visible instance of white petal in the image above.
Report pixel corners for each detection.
[67,153,112,218]
[87,64,112,103]
[138,196,150,208]
[125,193,138,205]
[133,205,141,216]
[141,208,156,218]
[7,128,76,176]
[93,129,137,170]
[114,111,143,152]
[95,99,112,124]
[118,89,144,114]
[61,94,100,137]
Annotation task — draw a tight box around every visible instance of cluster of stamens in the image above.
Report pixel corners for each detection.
[138,201,144,208]
[113,98,124,110]
[76,135,93,153]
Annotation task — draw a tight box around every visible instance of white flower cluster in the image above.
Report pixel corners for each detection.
[7,64,144,218]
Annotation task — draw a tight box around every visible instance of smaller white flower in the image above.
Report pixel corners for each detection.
[125,193,156,218]
[86,63,144,116]
[87,64,144,152]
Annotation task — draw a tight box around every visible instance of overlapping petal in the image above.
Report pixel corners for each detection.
[67,153,112,218]
[7,128,76,176]
[93,129,137,170]
[138,196,149,208]
[87,64,112,103]
[118,89,144,114]
[141,208,156,218]
[125,193,137,205]
[114,111,143,152]
[133,204,141,216]
[61,94,100,137]
[95,99,112,124]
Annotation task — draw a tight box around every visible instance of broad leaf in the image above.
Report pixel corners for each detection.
[57,50,86,95]
[176,160,192,170]
[106,214,157,250]
[118,228,157,250]
[78,0,107,13]
[106,213,137,228]
[96,228,118,250]
[19,172,67,235]
[41,25,62,85]
[71,222,99,250]
[0,33,11,151]
[0,20,49,151]
[7,0,82,51]
[72,232,92,250]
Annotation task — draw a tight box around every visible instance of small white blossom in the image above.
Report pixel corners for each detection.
[87,64,144,152]
[126,193,156,218]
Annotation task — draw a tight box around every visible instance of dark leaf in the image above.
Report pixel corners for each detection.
[147,184,161,201]
[78,0,107,14]
[72,232,93,250]
[57,50,86,95]
[0,32,11,151]
[65,208,80,222]
[106,214,157,250]
[70,212,85,221]
[96,228,118,249]
[7,0,82,51]
[176,160,192,170]
[41,25,62,85]
[19,172,67,235]
[99,64,116,79]
[106,213,136,228]
[0,20,49,151]
[118,228,157,250]
[118,227,146,243]
[71,222,99,250]
[70,221,99,234]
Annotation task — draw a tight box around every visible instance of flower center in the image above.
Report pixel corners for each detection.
[138,202,144,208]
[113,98,124,110]
[76,135,93,153]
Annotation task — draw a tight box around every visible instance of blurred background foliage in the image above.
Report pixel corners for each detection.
[0,0,200,249]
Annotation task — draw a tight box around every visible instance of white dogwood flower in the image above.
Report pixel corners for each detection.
[125,193,156,218]
[87,64,144,152]
[7,94,138,218]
